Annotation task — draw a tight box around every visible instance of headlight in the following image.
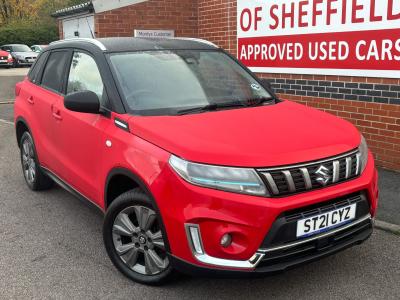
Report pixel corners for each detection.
[169,155,267,196]
[358,135,368,174]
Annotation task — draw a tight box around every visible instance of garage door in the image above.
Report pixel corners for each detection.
[63,15,95,39]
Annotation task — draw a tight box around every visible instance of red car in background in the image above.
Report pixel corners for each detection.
[14,38,378,285]
[0,49,13,68]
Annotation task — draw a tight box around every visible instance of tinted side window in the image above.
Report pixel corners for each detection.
[28,52,48,84]
[41,51,69,93]
[67,52,105,105]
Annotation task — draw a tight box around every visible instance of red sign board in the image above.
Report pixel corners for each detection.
[237,0,400,78]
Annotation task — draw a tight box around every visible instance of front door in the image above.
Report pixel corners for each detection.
[51,51,110,205]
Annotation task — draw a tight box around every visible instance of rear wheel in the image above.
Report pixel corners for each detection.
[20,132,53,190]
[103,189,174,285]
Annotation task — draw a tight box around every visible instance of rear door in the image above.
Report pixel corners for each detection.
[34,50,71,169]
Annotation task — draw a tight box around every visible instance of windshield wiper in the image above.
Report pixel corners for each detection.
[177,102,246,115]
[244,97,276,106]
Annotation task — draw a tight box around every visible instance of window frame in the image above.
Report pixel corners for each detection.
[39,49,73,95]
[28,51,50,85]
[64,49,110,110]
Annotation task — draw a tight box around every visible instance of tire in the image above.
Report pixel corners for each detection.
[103,189,174,285]
[12,59,18,68]
[20,131,53,191]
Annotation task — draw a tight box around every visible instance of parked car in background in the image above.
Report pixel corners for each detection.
[0,49,13,68]
[31,45,48,53]
[0,44,38,67]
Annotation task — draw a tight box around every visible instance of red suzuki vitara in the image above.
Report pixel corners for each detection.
[14,38,378,285]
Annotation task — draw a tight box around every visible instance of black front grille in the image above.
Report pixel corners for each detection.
[258,150,360,197]
[256,192,372,270]
[257,217,372,270]
[260,193,370,248]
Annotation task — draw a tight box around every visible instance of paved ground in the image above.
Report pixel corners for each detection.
[0,122,399,299]
[0,67,28,102]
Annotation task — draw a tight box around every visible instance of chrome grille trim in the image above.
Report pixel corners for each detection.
[282,170,296,192]
[264,173,279,195]
[345,157,352,179]
[332,160,340,183]
[355,153,361,175]
[258,149,360,197]
[258,149,358,172]
[300,168,312,190]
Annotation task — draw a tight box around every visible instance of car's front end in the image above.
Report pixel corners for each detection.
[12,51,38,66]
[0,51,13,67]
[107,42,378,279]
[162,145,377,275]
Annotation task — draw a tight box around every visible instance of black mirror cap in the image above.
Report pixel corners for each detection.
[64,91,100,114]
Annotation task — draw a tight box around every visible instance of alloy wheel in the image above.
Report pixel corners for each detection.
[22,139,36,185]
[112,206,169,275]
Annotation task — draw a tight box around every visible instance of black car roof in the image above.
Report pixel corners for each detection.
[48,37,218,52]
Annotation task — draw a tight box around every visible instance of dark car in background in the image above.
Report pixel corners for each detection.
[0,44,38,67]
[0,49,13,68]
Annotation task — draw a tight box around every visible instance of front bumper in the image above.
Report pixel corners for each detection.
[154,152,378,273]
[171,216,373,276]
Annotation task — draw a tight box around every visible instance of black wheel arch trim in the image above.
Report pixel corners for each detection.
[15,116,31,147]
[105,167,171,253]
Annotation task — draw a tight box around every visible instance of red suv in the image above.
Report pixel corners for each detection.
[14,38,378,285]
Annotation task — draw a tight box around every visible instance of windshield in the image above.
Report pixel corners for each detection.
[109,50,272,116]
[11,45,31,52]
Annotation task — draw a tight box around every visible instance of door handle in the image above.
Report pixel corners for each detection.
[51,106,62,121]
[27,96,34,105]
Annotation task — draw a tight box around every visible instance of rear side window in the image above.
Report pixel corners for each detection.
[28,52,49,84]
[41,51,69,93]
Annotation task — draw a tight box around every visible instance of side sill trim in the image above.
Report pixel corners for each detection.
[41,166,105,215]
[259,214,372,253]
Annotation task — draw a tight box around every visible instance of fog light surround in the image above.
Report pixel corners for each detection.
[185,223,265,269]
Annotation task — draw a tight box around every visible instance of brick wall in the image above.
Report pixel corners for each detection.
[197,0,400,171]
[94,0,198,38]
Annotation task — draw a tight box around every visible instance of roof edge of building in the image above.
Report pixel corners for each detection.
[51,1,94,18]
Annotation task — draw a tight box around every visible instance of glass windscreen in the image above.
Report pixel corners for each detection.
[109,50,272,115]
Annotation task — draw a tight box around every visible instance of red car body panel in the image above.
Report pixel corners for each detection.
[129,101,360,167]
[0,49,13,65]
[15,72,378,271]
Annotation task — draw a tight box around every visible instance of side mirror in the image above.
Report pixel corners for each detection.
[64,91,100,114]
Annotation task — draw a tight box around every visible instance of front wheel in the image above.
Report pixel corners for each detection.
[103,189,174,285]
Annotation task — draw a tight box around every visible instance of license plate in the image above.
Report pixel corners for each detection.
[28,59,34,63]
[296,204,357,238]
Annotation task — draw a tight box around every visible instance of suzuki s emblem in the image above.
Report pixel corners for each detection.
[315,165,331,186]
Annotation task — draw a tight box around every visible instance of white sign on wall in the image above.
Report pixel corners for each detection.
[237,0,400,78]
[134,29,175,38]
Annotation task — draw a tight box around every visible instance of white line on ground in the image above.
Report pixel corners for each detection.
[0,100,14,104]
[0,119,13,125]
